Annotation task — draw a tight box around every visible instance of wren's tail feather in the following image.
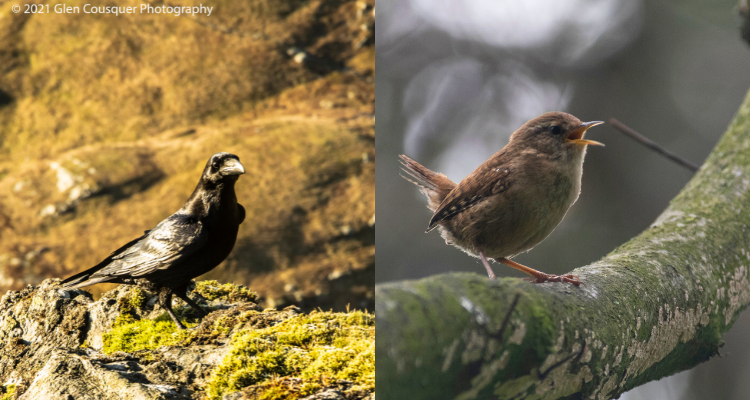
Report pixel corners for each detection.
[399,155,456,212]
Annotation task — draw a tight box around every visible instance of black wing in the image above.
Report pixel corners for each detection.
[99,213,208,277]
[62,213,208,288]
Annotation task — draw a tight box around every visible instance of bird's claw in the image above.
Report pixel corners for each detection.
[531,274,584,287]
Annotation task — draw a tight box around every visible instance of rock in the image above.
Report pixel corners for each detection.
[0,279,373,399]
[20,351,185,400]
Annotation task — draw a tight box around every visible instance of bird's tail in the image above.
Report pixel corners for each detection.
[60,232,147,290]
[60,271,109,290]
[399,155,456,212]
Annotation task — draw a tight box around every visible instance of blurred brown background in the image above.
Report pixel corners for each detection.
[375,0,750,398]
[0,0,375,312]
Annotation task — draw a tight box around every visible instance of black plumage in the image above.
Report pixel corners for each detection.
[61,152,246,329]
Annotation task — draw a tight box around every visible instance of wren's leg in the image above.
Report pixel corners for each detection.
[174,283,208,318]
[158,287,187,329]
[479,252,497,279]
[497,258,582,287]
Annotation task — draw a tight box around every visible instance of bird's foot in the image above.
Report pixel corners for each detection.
[479,252,496,279]
[169,314,187,330]
[495,258,583,287]
[529,273,583,287]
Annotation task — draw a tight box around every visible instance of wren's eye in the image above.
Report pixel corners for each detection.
[549,125,563,135]
[211,161,220,169]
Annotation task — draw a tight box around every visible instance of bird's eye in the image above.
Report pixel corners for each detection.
[212,162,220,169]
[549,125,562,135]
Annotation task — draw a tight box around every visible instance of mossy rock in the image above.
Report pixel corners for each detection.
[0,279,374,399]
[101,299,374,399]
[194,280,259,303]
[207,310,374,399]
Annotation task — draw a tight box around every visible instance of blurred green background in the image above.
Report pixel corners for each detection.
[375,0,750,398]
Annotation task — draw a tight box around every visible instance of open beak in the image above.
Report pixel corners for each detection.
[567,121,604,147]
[221,158,246,176]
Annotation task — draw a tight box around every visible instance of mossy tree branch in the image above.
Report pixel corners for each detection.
[376,88,750,400]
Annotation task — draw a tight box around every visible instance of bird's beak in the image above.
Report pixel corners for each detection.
[567,121,605,147]
[221,158,246,176]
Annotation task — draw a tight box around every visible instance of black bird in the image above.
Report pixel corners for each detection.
[61,152,246,329]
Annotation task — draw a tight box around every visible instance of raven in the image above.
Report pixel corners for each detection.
[61,152,246,329]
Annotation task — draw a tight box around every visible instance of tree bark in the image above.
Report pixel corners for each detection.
[375,88,750,400]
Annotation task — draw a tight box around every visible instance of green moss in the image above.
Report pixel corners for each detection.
[0,384,15,400]
[526,296,556,360]
[208,310,263,336]
[104,281,261,354]
[129,287,145,309]
[102,306,374,399]
[206,310,374,400]
[111,287,147,328]
[102,312,195,354]
[298,381,321,396]
[194,280,259,303]
[112,312,138,328]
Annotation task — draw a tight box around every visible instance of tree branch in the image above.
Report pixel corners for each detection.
[375,88,750,399]
[608,118,700,172]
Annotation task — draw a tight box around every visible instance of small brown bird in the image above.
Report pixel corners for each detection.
[400,112,603,286]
